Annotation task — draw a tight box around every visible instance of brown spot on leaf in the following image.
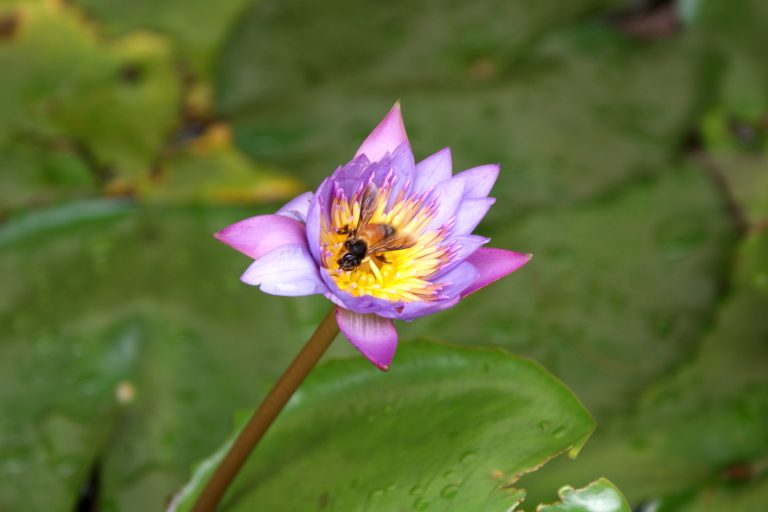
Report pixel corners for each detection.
[120,63,145,84]
[722,461,754,483]
[317,491,330,509]
[468,58,497,81]
[0,11,19,40]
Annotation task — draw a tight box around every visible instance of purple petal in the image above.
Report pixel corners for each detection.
[215,214,307,260]
[452,197,495,235]
[426,178,465,231]
[241,244,327,296]
[329,155,371,199]
[336,308,398,371]
[355,102,410,163]
[398,262,480,320]
[436,234,489,275]
[384,142,417,208]
[461,248,532,297]
[306,177,333,262]
[452,164,500,199]
[437,261,481,298]
[276,191,314,223]
[413,148,452,193]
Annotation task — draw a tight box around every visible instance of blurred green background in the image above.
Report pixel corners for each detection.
[1,0,767,510]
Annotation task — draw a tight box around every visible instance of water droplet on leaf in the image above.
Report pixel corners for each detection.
[441,484,459,500]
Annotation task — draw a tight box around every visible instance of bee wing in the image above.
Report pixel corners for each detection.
[368,233,417,254]
[354,182,379,235]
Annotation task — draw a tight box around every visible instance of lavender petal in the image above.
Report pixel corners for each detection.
[461,248,532,297]
[241,244,327,296]
[215,214,307,261]
[336,308,398,370]
[354,102,410,163]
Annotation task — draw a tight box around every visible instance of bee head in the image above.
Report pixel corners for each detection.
[344,239,367,256]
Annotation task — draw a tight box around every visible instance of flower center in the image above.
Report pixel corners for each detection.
[319,177,450,302]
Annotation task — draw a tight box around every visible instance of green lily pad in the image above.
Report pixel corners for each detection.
[516,229,768,506]
[214,0,693,217]
[0,200,336,510]
[0,0,180,195]
[170,341,595,511]
[135,123,305,206]
[0,318,140,510]
[0,138,94,215]
[71,0,253,79]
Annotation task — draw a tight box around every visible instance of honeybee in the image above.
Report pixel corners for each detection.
[337,183,416,271]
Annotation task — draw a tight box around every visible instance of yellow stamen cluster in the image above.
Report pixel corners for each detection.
[320,185,450,303]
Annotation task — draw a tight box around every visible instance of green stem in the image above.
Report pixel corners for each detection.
[192,307,339,511]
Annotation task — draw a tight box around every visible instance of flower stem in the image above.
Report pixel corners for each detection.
[192,307,339,512]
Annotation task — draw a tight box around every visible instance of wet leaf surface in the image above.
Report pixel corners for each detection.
[170,341,595,512]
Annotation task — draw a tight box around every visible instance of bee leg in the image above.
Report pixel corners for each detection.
[336,225,349,235]
[376,254,390,264]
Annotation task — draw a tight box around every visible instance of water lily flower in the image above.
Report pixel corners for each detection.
[215,103,531,370]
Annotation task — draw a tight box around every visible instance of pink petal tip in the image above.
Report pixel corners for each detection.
[355,102,409,163]
[462,248,532,297]
[336,308,398,371]
[214,214,307,261]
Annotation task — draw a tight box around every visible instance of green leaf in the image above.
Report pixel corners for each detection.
[0,2,301,212]
[214,0,693,217]
[516,229,768,506]
[0,318,141,510]
[170,341,595,511]
[536,478,630,512]
[0,0,180,196]
[0,200,334,510]
[70,0,253,79]
[135,123,304,206]
[0,138,94,215]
